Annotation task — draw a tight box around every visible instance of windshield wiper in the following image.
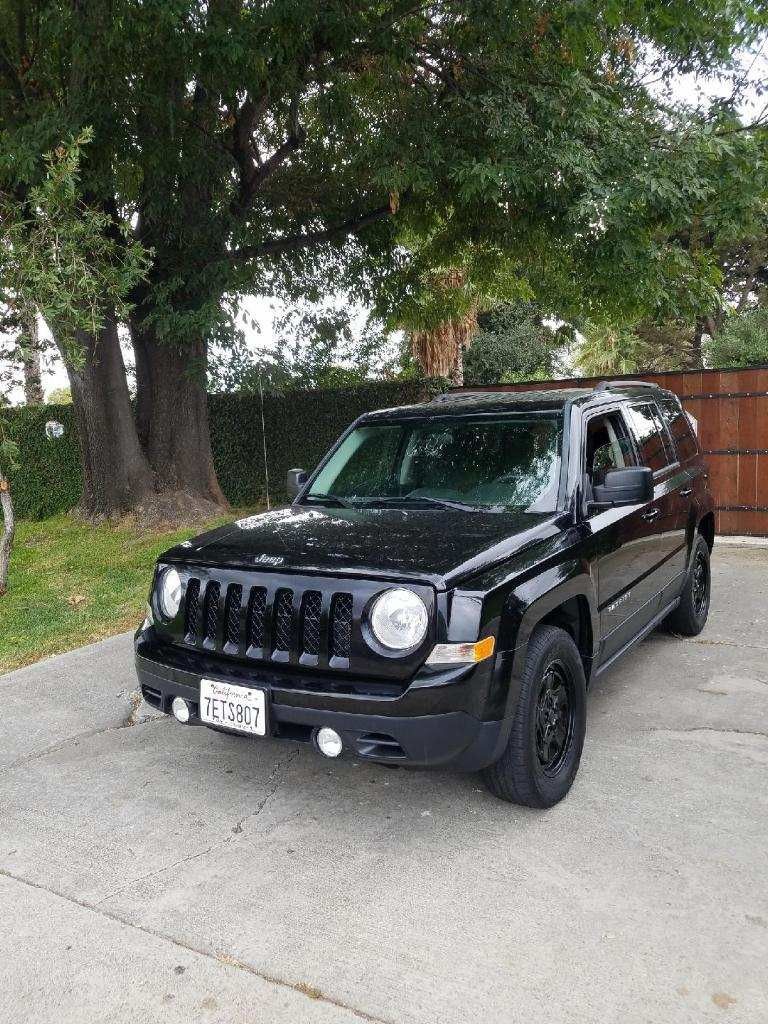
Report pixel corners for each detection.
[302,492,351,508]
[360,495,480,512]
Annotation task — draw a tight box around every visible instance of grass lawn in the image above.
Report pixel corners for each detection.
[0,511,242,674]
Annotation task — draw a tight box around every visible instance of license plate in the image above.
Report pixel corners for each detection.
[199,678,267,736]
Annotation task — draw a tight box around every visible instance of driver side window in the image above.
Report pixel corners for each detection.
[585,412,636,488]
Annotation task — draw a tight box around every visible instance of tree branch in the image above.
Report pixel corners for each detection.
[221,191,407,264]
[0,45,25,101]
[230,89,306,216]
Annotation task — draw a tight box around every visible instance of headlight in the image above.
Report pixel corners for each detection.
[369,588,428,650]
[157,566,182,620]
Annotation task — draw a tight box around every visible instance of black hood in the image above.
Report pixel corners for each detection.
[162,506,561,588]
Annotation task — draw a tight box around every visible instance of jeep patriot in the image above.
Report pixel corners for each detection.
[135,382,713,807]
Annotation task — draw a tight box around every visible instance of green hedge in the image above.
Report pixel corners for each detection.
[6,404,82,519]
[6,379,443,520]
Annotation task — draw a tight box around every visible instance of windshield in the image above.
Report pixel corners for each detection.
[304,414,563,512]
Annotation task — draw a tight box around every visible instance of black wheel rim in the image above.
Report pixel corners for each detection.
[534,660,575,777]
[692,550,709,618]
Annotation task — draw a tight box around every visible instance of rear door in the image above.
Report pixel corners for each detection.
[655,392,703,596]
[624,401,689,608]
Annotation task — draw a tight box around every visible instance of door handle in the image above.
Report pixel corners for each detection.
[680,488,692,497]
[642,507,661,522]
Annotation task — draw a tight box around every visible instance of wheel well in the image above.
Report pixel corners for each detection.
[539,596,593,682]
[698,511,715,551]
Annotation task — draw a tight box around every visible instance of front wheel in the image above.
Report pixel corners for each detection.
[481,625,587,808]
[665,533,711,637]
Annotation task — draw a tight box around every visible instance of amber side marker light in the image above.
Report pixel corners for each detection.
[425,636,496,665]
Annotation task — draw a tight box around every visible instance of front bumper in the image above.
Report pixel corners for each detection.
[135,630,513,771]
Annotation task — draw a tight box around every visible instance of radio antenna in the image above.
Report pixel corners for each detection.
[258,369,271,510]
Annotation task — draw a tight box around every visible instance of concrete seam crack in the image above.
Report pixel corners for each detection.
[647,726,768,740]
[94,746,301,905]
[650,635,768,653]
[0,867,393,1024]
[0,713,168,776]
[232,747,301,835]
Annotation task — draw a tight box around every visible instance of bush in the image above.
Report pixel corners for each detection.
[5,404,81,519]
[465,303,568,384]
[705,307,768,368]
[209,378,440,507]
[6,379,443,519]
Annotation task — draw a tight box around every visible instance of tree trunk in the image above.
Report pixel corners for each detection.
[61,315,155,519]
[451,331,465,387]
[132,317,228,509]
[21,314,44,406]
[0,467,15,596]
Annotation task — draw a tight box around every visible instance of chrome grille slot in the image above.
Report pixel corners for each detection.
[247,586,268,649]
[273,589,294,652]
[184,578,201,640]
[224,583,242,647]
[204,582,220,643]
[329,593,353,660]
[301,591,322,656]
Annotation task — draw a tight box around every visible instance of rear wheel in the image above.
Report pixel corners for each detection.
[481,625,587,808]
[665,533,711,637]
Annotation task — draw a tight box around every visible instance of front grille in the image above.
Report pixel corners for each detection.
[182,577,354,664]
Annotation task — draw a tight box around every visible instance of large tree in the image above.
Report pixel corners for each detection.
[1,1,764,516]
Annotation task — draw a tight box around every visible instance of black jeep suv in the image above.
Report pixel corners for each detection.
[135,382,714,807]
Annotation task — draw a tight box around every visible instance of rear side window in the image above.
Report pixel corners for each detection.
[626,403,672,472]
[656,394,698,462]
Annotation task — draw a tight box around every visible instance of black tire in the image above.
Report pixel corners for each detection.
[665,533,711,637]
[481,625,587,808]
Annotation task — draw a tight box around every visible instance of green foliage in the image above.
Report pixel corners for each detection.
[209,379,441,507]
[575,322,650,377]
[575,317,697,375]
[0,132,150,360]
[46,386,72,405]
[465,304,569,384]
[5,380,444,519]
[209,304,404,393]
[3,1,765,355]
[4,404,80,517]
[0,423,19,473]
[705,307,768,367]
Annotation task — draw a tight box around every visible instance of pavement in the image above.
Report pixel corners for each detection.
[0,543,766,1024]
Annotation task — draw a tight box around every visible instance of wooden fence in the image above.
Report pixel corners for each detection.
[456,367,768,537]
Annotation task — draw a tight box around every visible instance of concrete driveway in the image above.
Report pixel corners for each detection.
[1,544,766,1024]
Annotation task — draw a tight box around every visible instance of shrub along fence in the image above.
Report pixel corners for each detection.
[6,378,442,520]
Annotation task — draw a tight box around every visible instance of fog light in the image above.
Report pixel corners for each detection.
[172,696,191,724]
[315,727,343,758]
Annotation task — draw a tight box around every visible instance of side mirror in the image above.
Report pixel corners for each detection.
[591,466,653,508]
[286,468,308,499]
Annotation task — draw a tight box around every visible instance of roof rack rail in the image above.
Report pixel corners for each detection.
[430,390,490,403]
[594,380,660,392]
